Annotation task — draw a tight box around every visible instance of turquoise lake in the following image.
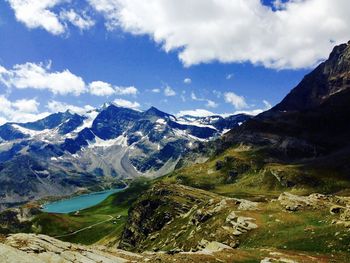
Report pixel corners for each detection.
[42,188,125,214]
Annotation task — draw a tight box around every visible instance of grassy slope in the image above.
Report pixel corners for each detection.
[162,145,350,199]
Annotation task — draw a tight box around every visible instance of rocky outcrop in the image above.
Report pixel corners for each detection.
[278,192,350,228]
[119,183,259,252]
[1,233,140,263]
[278,192,350,212]
[223,211,258,236]
[1,233,313,263]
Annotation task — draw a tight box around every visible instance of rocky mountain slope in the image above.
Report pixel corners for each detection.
[223,41,350,160]
[166,42,350,203]
[0,106,250,210]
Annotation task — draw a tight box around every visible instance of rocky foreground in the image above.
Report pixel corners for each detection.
[0,232,344,263]
[2,182,350,262]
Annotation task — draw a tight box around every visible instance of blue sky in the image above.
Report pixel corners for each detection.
[0,0,348,123]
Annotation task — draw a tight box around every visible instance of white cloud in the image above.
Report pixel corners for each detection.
[89,81,115,96]
[234,99,273,116]
[176,109,215,118]
[89,81,138,96]
[224,92,248,110]
[0,62,137,97]
[184,78,192,84]
[46,100,94,114]
[263,100,272,109]
[226,73,234,80]
[0,62,86,96]
[88,0,350,69]
[191,92,198,101]
[12,98,39,113]
[0,95,50,124]
[191,91,219,108]
[151,88,161,93]
[113,98,140,109]
[206,100,218,108]
[164,86,176,96]
[8,0,65,35]
[115,85,138,95]
[7,1,96,34]
[60,9,95,31]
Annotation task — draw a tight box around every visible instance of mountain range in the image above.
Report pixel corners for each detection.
[0,105,250,210]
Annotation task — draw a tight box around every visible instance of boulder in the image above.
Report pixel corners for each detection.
[330,205,345,215]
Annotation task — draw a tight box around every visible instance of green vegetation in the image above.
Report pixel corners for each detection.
[32,177,151,245]
[163,145,350,199]
[241,202,350,254]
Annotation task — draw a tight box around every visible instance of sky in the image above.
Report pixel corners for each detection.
[0,0,349,124]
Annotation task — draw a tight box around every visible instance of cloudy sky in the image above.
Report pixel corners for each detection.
[0,0,349,124]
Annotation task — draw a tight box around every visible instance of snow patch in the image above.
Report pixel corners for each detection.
[222,129,230,134]
[156,118,166,125]
[11,124,49,137]
[65,110,99,139]
[174,120,217,130]
[88,134,128,148]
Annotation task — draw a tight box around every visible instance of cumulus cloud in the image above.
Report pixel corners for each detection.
[0,62,86,96]
[0,95,50,124]
[224,92,248,110]
[89,81,115,96]
[89,81,138,96]
[115,86,138,96]
[164,86,176,96]
[113,98,140,109]
[7,0,96,34]
[184,78,192,84]
[88,0,350,69]
[47,100,94,114]
[7,0,65,35]
[12,98,39,113]
[0,62,137,97]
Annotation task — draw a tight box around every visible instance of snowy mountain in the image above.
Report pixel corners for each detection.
[0,104,251,209]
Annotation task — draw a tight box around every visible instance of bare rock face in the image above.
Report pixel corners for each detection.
[0,243,45,263]
[223,211,258,236]
[119,183,259,252]
[222,41,350,163]
[278,192,350,212]
[1,233,140,263]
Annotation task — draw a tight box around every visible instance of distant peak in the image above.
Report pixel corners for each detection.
[145,106,162,113]
[144,106,177,120]
[64,109,75,115]
[101,102,112,109]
